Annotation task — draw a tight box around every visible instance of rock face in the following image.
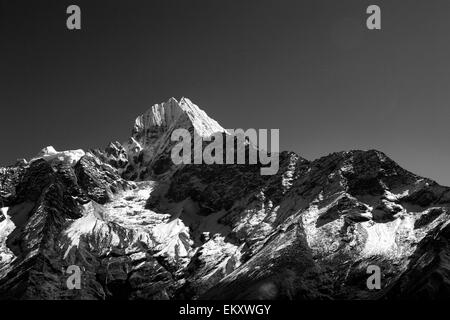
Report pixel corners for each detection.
[1,97,450,300]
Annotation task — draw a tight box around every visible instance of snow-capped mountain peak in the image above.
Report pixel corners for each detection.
[131,97,225,147]
[117,97,226,179]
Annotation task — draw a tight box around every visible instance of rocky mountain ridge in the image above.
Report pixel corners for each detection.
[1,97,449,299]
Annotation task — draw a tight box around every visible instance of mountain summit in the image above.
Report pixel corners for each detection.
[131,97,225,142]
[95,97,226,180]
[0,98,449,300]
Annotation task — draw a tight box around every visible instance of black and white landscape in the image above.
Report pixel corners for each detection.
[2,0,450,301]
[1,97,450,299]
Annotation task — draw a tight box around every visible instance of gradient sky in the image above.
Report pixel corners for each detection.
[1,0,450,185]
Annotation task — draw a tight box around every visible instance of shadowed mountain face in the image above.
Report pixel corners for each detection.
[1,97,450,300]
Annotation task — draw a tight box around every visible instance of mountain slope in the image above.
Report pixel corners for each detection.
[0,97,449,300]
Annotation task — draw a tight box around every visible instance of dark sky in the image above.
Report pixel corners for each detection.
[1,0,450,185]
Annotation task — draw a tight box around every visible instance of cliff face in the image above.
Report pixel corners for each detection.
[1,98,449,300]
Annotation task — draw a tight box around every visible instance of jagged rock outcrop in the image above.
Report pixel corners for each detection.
[1,97,450,300]
[74,153,135,204]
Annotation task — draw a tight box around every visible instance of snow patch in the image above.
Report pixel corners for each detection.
[0,207,16,267]
[361,215,416,257]
[33,146,85,166]
[0,207,8,219]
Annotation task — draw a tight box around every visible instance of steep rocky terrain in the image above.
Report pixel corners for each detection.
[1,97,449,300]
